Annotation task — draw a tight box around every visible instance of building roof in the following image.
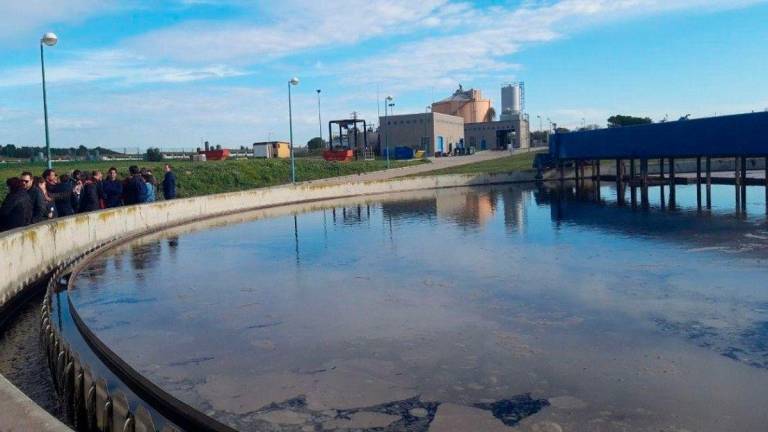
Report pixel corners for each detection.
[437,85,482,103]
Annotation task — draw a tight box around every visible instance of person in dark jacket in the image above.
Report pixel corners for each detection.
[29,177,56,223]
[123,165,148,205]
[162,164,177,199]
[102,167,123,208]
[70,170,84,213]
[44,169,78,217]
[93,170,105,209]
[78,173,101,213]
[1,177,33,231]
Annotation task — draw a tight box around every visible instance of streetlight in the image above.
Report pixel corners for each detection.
[288,77,299,183]
[40,32,58,169]
[316,89,323,144]
[537,115,542,133]
[384,95,393,168]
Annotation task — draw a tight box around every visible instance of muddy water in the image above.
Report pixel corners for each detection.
[0,295,64,420]
[67,183,768,431]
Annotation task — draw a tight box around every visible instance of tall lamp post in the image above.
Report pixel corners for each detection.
[316,89,322,143]
[384,95,393,168]
[288,77,299,183]
[40,32,58,169]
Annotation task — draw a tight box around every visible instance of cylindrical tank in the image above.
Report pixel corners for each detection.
[501,84,522,114]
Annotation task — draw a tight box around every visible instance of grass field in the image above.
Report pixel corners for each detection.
[418,150,543,176]
[0,158,427,200]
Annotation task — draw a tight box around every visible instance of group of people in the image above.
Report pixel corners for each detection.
[0,164,177,232]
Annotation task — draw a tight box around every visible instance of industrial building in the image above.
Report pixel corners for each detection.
[464,82,530,150]
[379,112,464,156]
[379,82,529,155]
[464,117,530,150]
[431,86,492,124]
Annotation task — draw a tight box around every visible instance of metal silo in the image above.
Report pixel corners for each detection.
[501,83,523,114]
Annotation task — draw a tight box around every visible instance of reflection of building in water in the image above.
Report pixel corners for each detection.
[378,187,530,231]
[500,187,527,232]
[435,188,497,228]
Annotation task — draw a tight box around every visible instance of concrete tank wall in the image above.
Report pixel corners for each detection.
[0,171,538,431]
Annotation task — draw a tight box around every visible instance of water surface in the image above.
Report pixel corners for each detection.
[70,183,768,431]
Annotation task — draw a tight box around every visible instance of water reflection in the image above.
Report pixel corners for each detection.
[66,183,768,432]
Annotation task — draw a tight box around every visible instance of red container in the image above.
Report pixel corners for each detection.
[201,149,230,161]
[323,149,354,162]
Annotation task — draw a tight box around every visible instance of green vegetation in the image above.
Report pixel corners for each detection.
[306,137,325,150]
[418,151,542,176]
[0,158,426,200]
[0,144,120,159]
[145,147,163,162]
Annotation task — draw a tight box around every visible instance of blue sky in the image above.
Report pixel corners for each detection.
[0,0,766,150]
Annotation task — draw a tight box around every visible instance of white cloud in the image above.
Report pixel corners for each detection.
[127,0,456,63]
[0,50,247,87]
[330,0,768,92]
[0,0,118,44]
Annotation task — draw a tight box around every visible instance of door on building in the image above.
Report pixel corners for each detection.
[496,130,512,150]
[437,136,444,155]
[480,138,487,150]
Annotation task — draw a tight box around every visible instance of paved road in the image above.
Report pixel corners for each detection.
[306,150,514,186]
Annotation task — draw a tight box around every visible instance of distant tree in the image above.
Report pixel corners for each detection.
[145,147,164,162]
[307,137,325,150]
[577,124,601,131]
[485,107,497,122]
[607,115,653,128]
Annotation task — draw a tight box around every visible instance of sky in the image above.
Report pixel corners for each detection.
[0,0,767,151]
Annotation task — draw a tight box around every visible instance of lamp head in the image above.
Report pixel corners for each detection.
[289,77,300,86]
[41,32,58,47]
[316,89,321,94]
[385,95,393,102]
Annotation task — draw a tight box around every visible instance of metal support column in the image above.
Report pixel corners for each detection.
[630,159,637,208]
[616,159,624,206]
[706,157,712,209]
[574,161,580,184]
[669,157,676,209]
[741,157,748,213]
[735,157,741,212]
[640,159,649,208]
[660,158,665,181]
[696,157,702,210]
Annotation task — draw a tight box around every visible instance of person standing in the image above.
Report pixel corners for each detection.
[45,169,77,217]
[162,164,177,200]
[123,165,148,205]
[141,169,156,203]
[0,177,33,231]
[70,170,84,213]
[29,177,56,223]
[20,172,43,223]
[78,173,101,213]
[102,167,123,208]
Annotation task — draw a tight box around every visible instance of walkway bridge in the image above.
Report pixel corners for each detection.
[546,111,768,212]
